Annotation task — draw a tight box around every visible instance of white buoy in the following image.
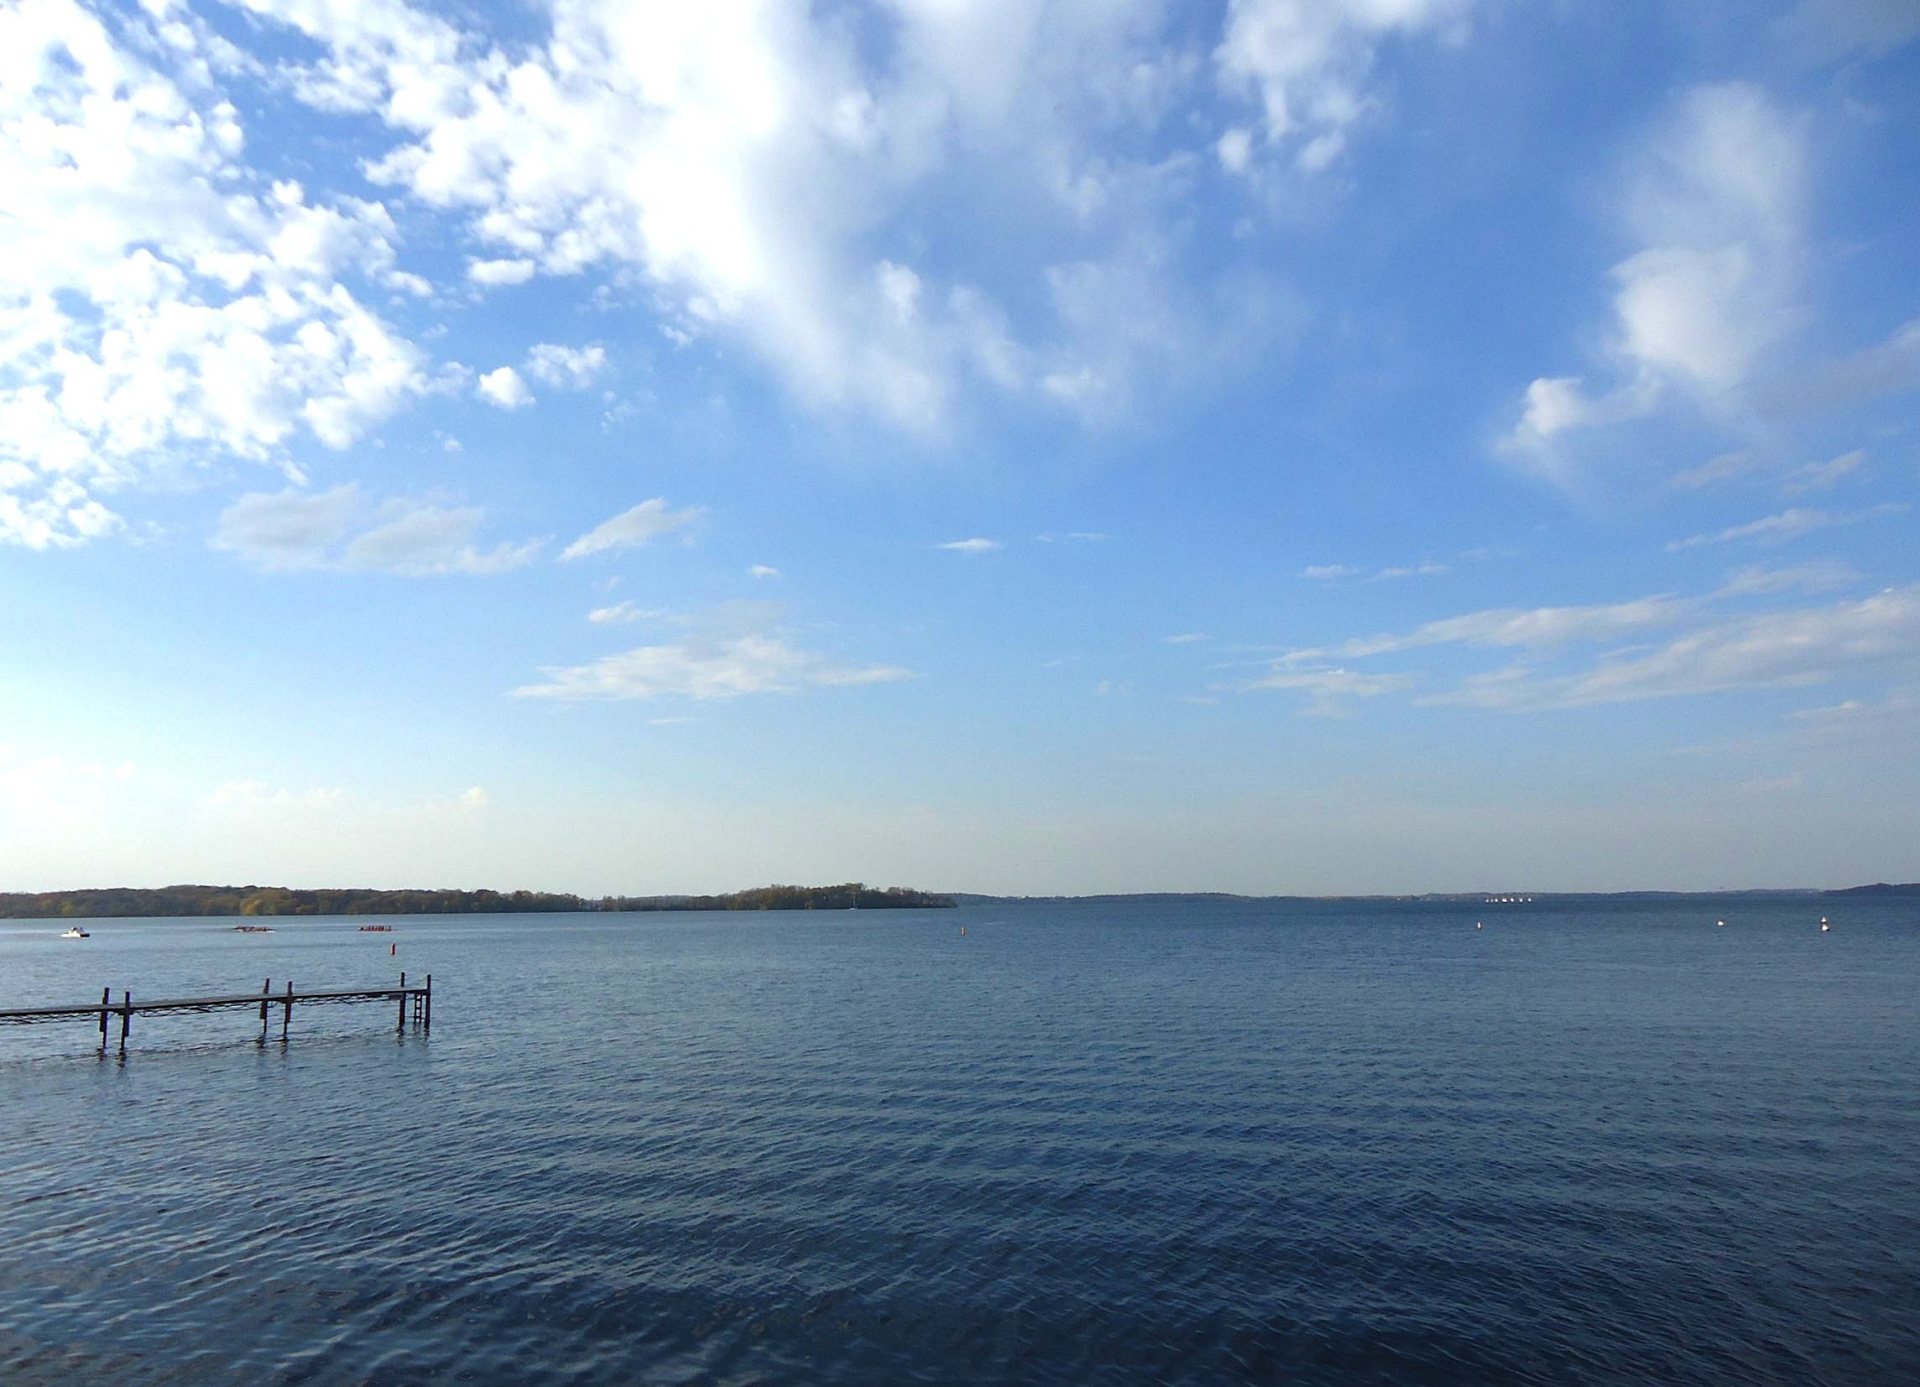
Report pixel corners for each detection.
[1717,919,1725,927]
[1475,920,1483,929]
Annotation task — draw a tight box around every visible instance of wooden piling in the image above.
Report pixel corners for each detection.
[3,978,436,1050]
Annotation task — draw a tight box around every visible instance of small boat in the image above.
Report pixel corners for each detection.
[1820,916,1830,933]
[358,924,396,932]
[60,925,90,939]
[233,924,275,933]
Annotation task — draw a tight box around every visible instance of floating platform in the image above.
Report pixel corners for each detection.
[0,974,430,1051]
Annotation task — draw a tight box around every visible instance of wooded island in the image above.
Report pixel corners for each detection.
[0,883,955,919]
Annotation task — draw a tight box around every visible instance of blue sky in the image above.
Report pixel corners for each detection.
[2,0,1917,894]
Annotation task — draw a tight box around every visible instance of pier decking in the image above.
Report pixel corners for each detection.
[0,974,430,1051]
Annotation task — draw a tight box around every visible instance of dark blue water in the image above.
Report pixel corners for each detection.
[2,896,1917,1384]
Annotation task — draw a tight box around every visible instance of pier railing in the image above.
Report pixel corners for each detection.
[0,974,430,1051]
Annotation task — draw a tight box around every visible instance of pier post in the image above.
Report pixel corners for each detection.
[2,978,448,1048]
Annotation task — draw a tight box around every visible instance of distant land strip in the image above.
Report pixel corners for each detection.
[0,883,955,920]
[3,883,1913,921]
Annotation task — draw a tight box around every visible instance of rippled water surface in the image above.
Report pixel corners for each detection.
[3,896,1918,1384]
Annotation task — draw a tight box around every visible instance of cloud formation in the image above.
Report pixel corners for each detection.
[1257,573,1920,716]
[1666,503,1905,552]
[525,344,608,390]
[1427,586,1920,710]
[0,0,427,548]
[477,366,533,409]
[1504,83,1807,470]
[239,0,1329,434]
[1215,0,1470,173]
[1312,595,1693,661]
[513,635,913,701]
[213,485,541,574]
[587,601,668,626]
[561,500,703,561]
[1240,664,1409,715]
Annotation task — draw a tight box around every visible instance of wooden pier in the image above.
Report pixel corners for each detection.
[0,974,430,1052]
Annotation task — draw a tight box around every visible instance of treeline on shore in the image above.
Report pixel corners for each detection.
[0,882,955,919]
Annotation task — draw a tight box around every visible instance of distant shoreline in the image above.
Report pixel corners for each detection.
[0,883,955,920]
[953,883,1920,905]
[2,881,1913,920]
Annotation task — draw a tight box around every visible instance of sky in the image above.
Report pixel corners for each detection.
[2,0,1918,896]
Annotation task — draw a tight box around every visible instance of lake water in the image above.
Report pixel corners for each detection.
[2,895,1917,1384]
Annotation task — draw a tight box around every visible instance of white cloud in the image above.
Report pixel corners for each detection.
[477,365,533,408]
[0,0,428,548]
[1666,503,1905,552]
[1426,585,1920,711]
[1037,239,1303,421]
[212,485,539,574]
[468,257,537,286]
[561,498,703,561]
[1716,561,1859,597]
[512,634,913,701]
[1504,375,1651,456]
[1240,665,1409,715]
[1504,84,1806,465]
[211,484,361,571]
[525,343,607,389]
[238,0,1294,432]
[1216,126,1254,174]
[1165,632,1208,645]
[1215,0,1470,173]
[1268,567,1920,716]
[342,499,543,575]
[939,537,1002,554]
[1302,559,1446,582]
[1669,451,1765,491]
[0,484,127,552]
[1314,594,1694,661]
[1785,691,1920,746]
[587,600,663,625]
[1783,449,1864,495]
[749,564,781,579]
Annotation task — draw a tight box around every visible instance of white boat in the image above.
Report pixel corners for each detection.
[1820,916,1830,933]
[60,925,90,939]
